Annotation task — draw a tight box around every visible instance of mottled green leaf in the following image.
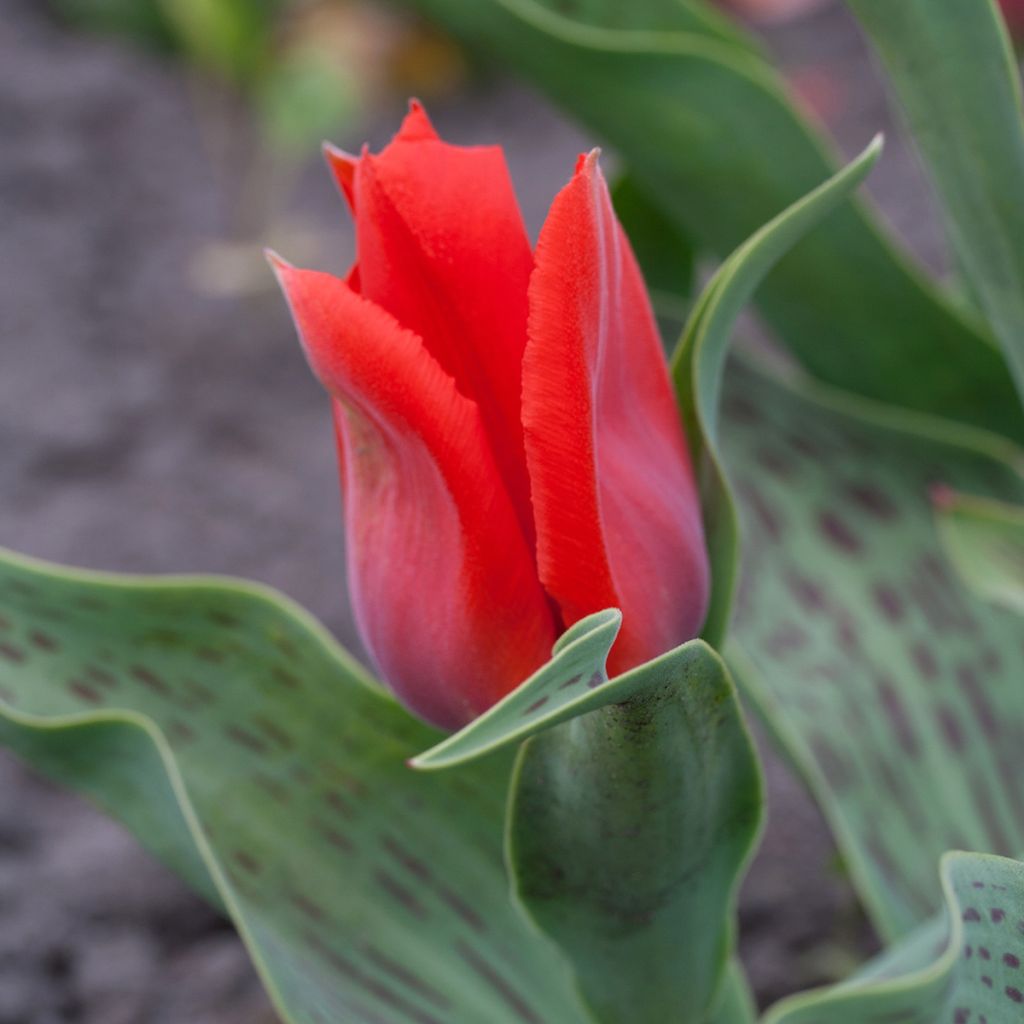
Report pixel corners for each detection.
[397,0,1024,442]
[508,640,762,1024]
[934,490,1024,616]
[0,551,592,1024]
[849,0,1024,408]
[720,362,1024,940]
[764,851,1024,1024]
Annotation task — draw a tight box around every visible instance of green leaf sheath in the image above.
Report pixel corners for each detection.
[0,552,592,1024]
[722,362,1024,941]
[397,0,1024,442]
[764,851,1024,1024]
[849,0,1024,409]
[934,491,1024,616]
[415,619,761,1023]
[508,642,762,1024]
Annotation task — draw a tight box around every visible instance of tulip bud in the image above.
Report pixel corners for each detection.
[273,103,709,729]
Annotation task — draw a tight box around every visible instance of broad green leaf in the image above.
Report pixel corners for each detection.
[397,0,1024,442]
[764,851,1024,1024]
[414,614,761,1023]
[0,550,592,1024]
[849,0,1024,408]
[508,640,762,1024]
[934,490,1024,616]
[720,360,1024,941]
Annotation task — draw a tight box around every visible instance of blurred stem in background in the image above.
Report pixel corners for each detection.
[48,0,467,295]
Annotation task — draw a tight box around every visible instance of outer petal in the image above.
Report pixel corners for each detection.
[273,260,556,729]
[523,153,710,674]
[329,102,537,547]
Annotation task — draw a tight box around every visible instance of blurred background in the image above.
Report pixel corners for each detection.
[0,0,1001,1019]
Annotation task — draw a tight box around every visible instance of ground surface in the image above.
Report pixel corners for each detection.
[0,0,945,1019]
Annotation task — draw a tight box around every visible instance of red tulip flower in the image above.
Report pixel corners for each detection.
[272,103,709,730]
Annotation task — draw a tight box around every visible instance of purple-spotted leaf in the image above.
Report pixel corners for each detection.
[0,550,593,1024]
[720,363,1024,941]
[934,490,1024,617]
[764,850,1024,1024]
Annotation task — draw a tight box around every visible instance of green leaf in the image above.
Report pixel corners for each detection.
[411,609,621,770]
[396,0,1024,442]
[674,136,883,647]
[508,639,762,1024]
[848,0,1024,409]
[611,172,696,334]
[720,360,1024,941]
[0,549,592,1024]
[934,489,1024,616]
[764,850,1024,1024]
[414,612,761,1023]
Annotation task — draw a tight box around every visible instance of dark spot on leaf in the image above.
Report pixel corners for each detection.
[0,643,25,664]
[130,665,171,696]
[455,940,542,1024]
[818,510,861,554]
[374,869,428,918]
[223,724,269,754]
[67,679,102,704]
[28,630,58,652]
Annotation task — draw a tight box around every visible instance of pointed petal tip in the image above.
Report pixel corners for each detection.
[322,140,357,165]
[574,148,602,175]
[397,98,438,142]
[264,248,294,278]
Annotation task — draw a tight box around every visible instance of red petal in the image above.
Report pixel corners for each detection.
[323,142,358,212]
[274,262,556,728]
[523,153,709,673]
[349,105,536,547]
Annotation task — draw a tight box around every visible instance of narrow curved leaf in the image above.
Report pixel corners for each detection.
[764,850,1024,1024]
[849,0,1024,407]
[0,550,592,1024]
[508,639,762,1024]
[398,0,1024,442]
[934,489,1024,616]
[411,609,620,770]
[674,135,882,647]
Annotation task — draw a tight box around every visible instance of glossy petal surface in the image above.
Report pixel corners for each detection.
[275,262,555,728]
[523,153,709,673]
[332,103,536,544]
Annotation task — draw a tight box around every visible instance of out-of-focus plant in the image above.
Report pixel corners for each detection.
[48,0,467,293]
[5,0,1024,1022]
